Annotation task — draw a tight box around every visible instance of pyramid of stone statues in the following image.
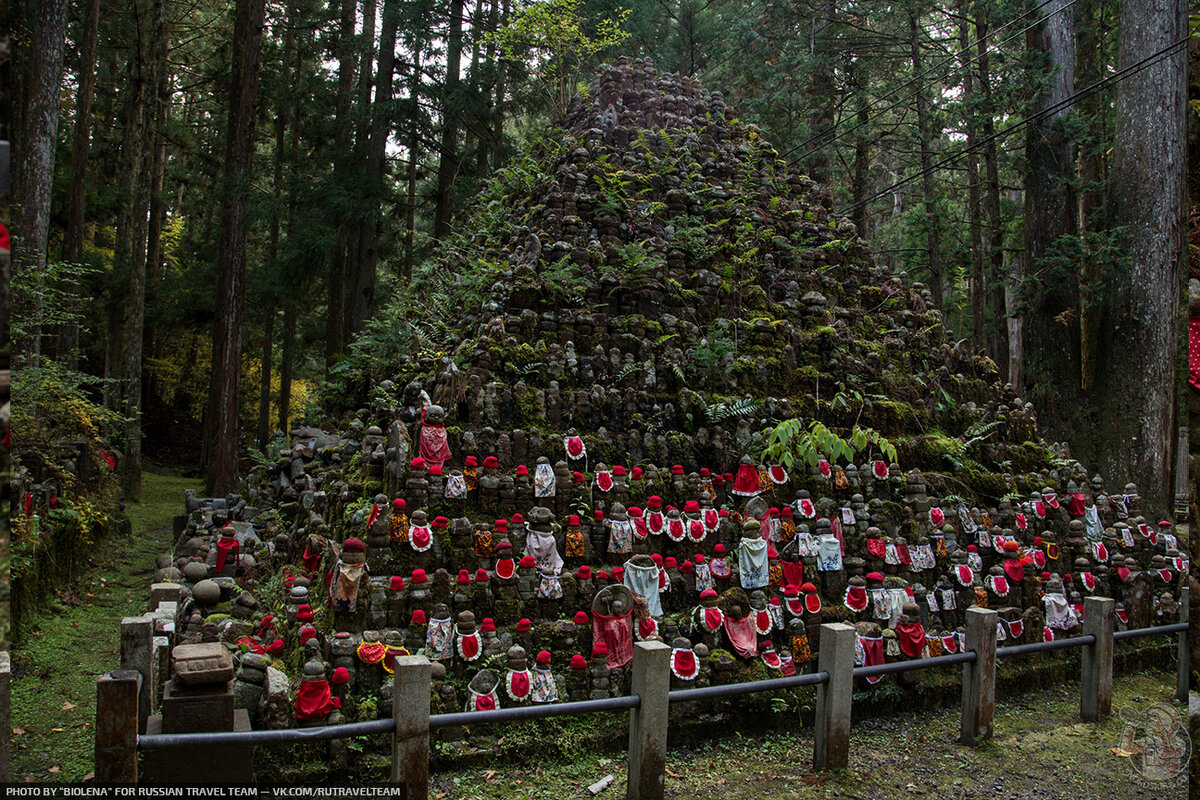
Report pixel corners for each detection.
[162,59,1184,731]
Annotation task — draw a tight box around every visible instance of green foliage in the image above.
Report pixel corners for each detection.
[762,418,897,470]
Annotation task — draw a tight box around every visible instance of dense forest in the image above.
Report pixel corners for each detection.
[5,0,1195,514]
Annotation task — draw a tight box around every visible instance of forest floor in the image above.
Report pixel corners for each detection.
[8,467,202,782]
[430,669,1187,800]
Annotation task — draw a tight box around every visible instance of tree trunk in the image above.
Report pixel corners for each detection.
[121,0,167,501]
[11,0,69,366]
[1075,0,1104,397]
[207,0,267,494]
[433,0,465,240]
[908,5,944,310]
[475,0,500,174]
[142,3,172,411]
[806,0,835,184]
[60,0,102,367]
[348,0,401,338]
[278,301,296,435]
[975,1,1009,379]
[326,0,357,366]
[849,59,870,238]
[403,51,423,279]
[256,302,275,448]
[1098,0,1185,513]
[958,0,985,351]
[1022,0,1078,448]
[490,0,509,172]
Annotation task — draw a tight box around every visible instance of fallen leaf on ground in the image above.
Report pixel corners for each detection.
[83,774,94,781]
[665,768,682,779]
[12,727,25,736]
[62,702,78,711]
[48,767,61,774]
[482,770,500,783]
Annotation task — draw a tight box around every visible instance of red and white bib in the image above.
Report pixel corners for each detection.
[410,526,433,552]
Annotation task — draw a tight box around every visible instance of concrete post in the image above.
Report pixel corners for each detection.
[959,607,997,745]
[95,671,141,782]
[391,654,431,798]
[813,622,855,770]
[1176,586,1189,704]
[149,583,182,609]
[1081,595,1115,722]
[151,636,170,710]
[0,651,10,782]
[626,640,671,800]
[121,615,154,734]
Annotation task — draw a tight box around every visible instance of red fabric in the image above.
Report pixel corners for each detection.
[769,465,787,484]
[895,622,926,658]
[956,565,974,585]
[930,508,944,525]
[475,692,497,711]
[509,670,530,698]
[1044,492,1059,509]
[873,461,888,479]
[1067,493,1086,518]
[702,607,724,630]
[367,504,380,529]
[495,559,515,580]
[723,615,758,658]
[667,518,684,541]
[1190,317,1200,391]
[295,680,337,720]
[704,509,719,530]
[866,538,885,559]
[755,609,773,635]
[215,537,239,573]
[732,463,761,495]
[688,519,706,542]
[23,492,32,517]
[805,593,822,614]
[844,585,868,612]
[1117,567,1131,582]
[989,576,1009,595]
[860,637,885,684]
[762,649,782,668]
[647,511,664,534]
[411,527,432,549]
[672,649,698,678]
[301,543,322,574]
[1007,619,1024,638]
[593,610,634,669]
[1033,550,1046,569]
[566,436,585,458]
[459,633,480,660]
[0,222,8,251]
[418,420,451,468]
[596,472,614,492]
[781,560,803,588]
[1034,501,1046,518]
[639,616,657,640]
[817,460,831,477]
[830,516,845,554]
[896,543,912,565]
[798,498,815,517]
[1003,558,1024,583]
[101,449,115,469]
[786,597,806,615]
[1015,513,1027,530]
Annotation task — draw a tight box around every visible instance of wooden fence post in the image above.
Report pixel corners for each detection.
[0,651,10,782]
[813,622,855,770]
[391,654,431,798]
[95,670,141,782]
[1176,585,1189,704]
[627,640,671,800]
[1081,595,1115,722]
[959,606,997,744]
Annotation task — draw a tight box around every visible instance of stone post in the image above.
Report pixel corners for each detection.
[121,615,154,734]
[95,671,141,782]
[392,654,432,797]
[1081,595,1114,722]
[626,640,671,800]
[813,622,855,770]
[959,606,997,745]
[0,651,10,782]
[149,582,182,608]
[151,636,170,710]
[1176,586,1189,704]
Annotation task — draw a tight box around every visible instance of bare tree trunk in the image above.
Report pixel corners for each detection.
[142,3,171,413]
[490,0,509,173]
[11,0,69,367]
[908,5,944,309]
[849,59,870,237]
[1022,0,1078,448]
[1075,0,1104,397]
[958,0,985,350]
[278,301,296,434]
[806,0,835,184]
[327,0,357,366]
[433,0,465,240]
[256,302,274,447]
[60,0,102,367]
[403,51,422,279]
[975,1,1009,378]
[348,0,401,338]
[207,0,267,494]
[1097,0,1185,512]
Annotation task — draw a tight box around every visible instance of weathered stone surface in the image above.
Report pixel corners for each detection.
[172,642,234,685]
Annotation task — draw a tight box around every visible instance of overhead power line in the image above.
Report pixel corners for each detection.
[837,35,1189,217]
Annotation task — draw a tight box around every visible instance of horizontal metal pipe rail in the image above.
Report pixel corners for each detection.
[996,634,1094,658]
[134,621,1181,751]
[1114,621,1187,640]
[429,694,640,729]
[669,670,829,703]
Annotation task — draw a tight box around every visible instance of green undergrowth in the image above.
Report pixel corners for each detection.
[9,468,202,783]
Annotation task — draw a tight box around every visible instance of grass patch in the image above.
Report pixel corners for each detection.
[9,468,201,782]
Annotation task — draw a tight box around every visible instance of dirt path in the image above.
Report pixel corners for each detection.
[9,470,201,782]
[433,670,1186,800]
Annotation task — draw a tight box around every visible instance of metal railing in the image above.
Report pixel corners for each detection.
[107,591,1189,799]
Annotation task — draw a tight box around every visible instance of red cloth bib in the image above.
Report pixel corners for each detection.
[593,609,634,669]
[700,606,724,631]
[671,649,699,679]
[860,636,885,684]
[508,670,531,699]
[866,538,886,559]
[723,615,758,658]
[1003,559,1024,583]
[805,592,822,614]
[895,622,926,658]
[844,585,868,612]
[781,560,803,588]
[215,537,239,573]
[418,420,451,468]
[647,511,664,534]
[295,680,338,720]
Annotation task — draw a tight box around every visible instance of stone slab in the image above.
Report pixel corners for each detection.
[162,678,235,733]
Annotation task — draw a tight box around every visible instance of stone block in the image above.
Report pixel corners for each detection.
[172,642,234,684]
[161,678,235,733]
[150,583,183,607]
